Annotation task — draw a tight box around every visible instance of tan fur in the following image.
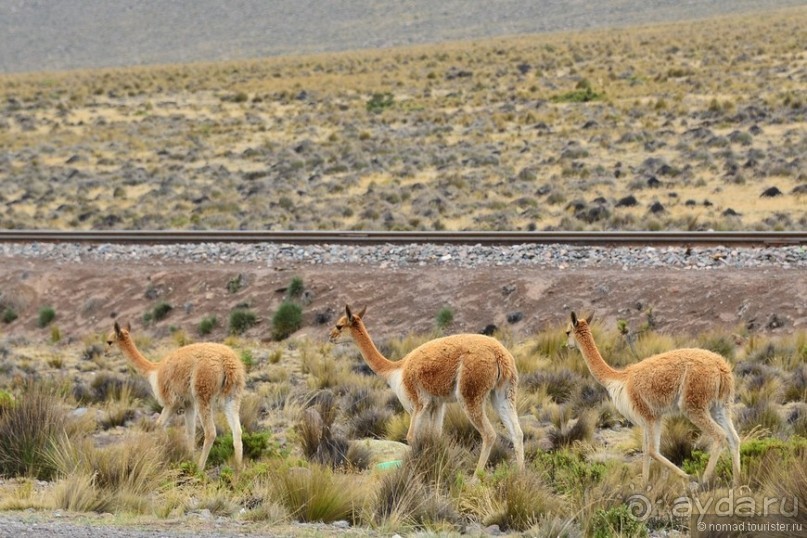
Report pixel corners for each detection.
[106,322,246,471]
[330,305,524,474]
[567,312,741,487]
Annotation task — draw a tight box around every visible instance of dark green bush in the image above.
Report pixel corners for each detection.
[287,277,304,299]
[366,92,394,113]
[2,308,17,324]
[229,308,257,335]
[436,307,454,331]
[272,302,303,341]
[226,274,244,294]
[198,315,218,336]
[152,302,172,321]
[143,302,172,324]
[37,306,56,328]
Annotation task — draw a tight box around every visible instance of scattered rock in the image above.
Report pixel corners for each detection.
[445,67,472,80]
[480,324,498,336]
[314,308,334,325]
[576,205,610,223]
[506,312,524,324]
[616,195,638,207]
[767,313,785,330]
[760,186,783,197]
[649,201,665,213]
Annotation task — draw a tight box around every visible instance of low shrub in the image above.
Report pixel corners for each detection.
[37,306,56,328]
[1,308,17,324]
[551,79,603,103]
[229,308,257,335]
[198,315,218,336]
[287,276,304,299]
[590,505,647,538]
[272,302,303,341]
[435,307,454,331]
[143,302,172,324]
[207,431,276,467]
[366,92,394,113]
[227,274,244,294]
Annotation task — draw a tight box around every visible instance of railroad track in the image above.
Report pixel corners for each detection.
[0,230,804,246]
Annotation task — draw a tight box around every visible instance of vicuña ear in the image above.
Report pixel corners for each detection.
[345,305,353,322]
[357,306,367,318]
[585,313,594,324]
[114,321,122,336]
[126,321,132,332]
[570,312,578,327]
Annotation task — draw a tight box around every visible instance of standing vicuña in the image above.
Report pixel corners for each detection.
[106,322,246,471]
[329,305,524,474]
[567,312,741,486]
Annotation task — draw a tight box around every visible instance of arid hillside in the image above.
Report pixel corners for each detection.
[1,0,803,73]
[1,8,805,233]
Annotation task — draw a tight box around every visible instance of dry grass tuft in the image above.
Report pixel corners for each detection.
[48,432,173,513]
[406,430,471,491]
[484,468,564,532]
[547,410,596,450]
[265,464,365,523]
[371,464,460,531]
[296,391,351,469]
[0,381,69,480]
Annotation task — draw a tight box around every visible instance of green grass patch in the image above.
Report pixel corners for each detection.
[206,431,278,467]
[551,79,603,103]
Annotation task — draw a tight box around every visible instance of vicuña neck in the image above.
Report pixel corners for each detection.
[575,325,626,385]
[118,338,157,375]
[350,321,397,378]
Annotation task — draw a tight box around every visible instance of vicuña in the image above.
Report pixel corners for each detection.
[330,305,524,474]
[567,312,741,486]
[106,321,246,471]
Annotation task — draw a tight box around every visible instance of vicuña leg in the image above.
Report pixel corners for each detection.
[223,397,243,469]
[713,405,741,486]
[462,397,497,475]
[647,420,690,481]
[197,402,217,470]
[491,385,524,470]
[417,400,444,437]
[687,408,730,485]
[642,427,652,483]
[156,402,179,429]
[183,405,198,453]
[406,402,424,445]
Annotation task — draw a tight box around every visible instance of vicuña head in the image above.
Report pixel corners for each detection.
[330,304,524,474]
[106,321,246,471]
[566,312,741,487]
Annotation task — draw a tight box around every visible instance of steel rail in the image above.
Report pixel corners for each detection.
[0,230,805,246]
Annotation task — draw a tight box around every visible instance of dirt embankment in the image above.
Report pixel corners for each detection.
[1,257,804,344]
